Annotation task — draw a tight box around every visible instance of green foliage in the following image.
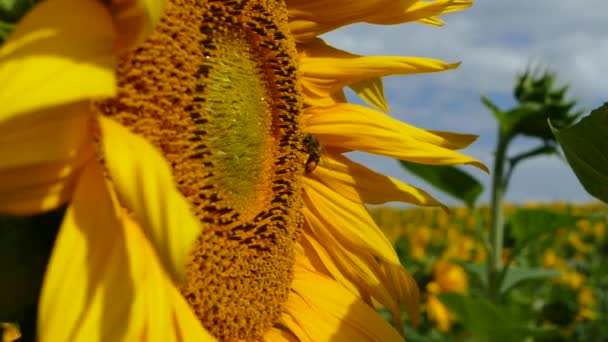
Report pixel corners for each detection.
[0,0,38,43]
[438,293,526,342]
[398,161,483,208]
[0,209,64,322]
[499,266,560,295]
[552,103,608,203]
[509,208,577,245]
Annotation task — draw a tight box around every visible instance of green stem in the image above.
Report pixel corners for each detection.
[487,130,510,302]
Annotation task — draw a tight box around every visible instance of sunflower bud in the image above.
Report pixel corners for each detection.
[484,66,582,141]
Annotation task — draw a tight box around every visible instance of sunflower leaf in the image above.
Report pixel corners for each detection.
[499,266,560,295]
[480,95,504,122]
[438,293,527,342]
[551,103,608,203]
[398,161,483,208]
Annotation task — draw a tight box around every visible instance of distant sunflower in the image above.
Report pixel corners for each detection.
[0,0,484,341]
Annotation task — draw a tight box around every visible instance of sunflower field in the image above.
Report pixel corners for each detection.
[371,203,608,342]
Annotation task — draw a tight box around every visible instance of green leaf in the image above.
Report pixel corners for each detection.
[0,20,14,42]
[399,161,483,208]
[0,208,64,322]
[481,95,502,116]
[438,293,526,342]
[500,266,560,294]
[551,103,608,203]
[349,77,390,112]
[456,261,487,289]
[509,208,577,244]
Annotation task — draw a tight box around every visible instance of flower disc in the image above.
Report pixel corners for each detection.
[95,0,306,340]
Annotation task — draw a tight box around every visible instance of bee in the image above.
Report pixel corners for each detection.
[302,133,321,173]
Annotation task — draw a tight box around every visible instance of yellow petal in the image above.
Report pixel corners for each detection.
[287,0,472,42]
[310,152,446,209]
[280,262,404,342]
[108,0,167,53]
[349,77,390,113]
[303,177,396,262]
[302,178,420,323]
[0,0,116,119]
[365,0,473,25]
[38,162,215,342]
[0,102,94,214]
[264,327,300,342]
[299,39,459,105]
[99,116,202,282]
[300,227,403,329]
[415,0,473,26]
[305,102,476,149]
[304,103,488,171]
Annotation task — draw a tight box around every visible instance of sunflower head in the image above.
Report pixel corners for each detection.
[94,0,311,339]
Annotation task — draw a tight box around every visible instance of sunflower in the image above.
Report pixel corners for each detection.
[0,0,484,341]
[425,261,469,332]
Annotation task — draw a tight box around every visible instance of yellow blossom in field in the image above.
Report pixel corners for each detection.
[577,286,597,321]
[577,219,591,235]
[561,269,584,289]
[434,261,468,292]
[438,210,450,228]
[425,261,468,332]
[410,225,433,260]
[426,295,452,332]
[453,207,468,219]
[444,235,476,261]
[568,232,592,254]
[543,249,558,268]
[593,222,605,240]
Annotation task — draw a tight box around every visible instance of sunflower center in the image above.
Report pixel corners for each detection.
[196,30,273,214]
[95,0,305,340]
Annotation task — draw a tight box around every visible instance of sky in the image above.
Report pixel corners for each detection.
[320,0,607,206]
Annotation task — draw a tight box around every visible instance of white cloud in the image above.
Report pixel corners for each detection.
[320,1,607,203]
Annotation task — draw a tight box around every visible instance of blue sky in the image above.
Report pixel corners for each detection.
[320,0,607,206]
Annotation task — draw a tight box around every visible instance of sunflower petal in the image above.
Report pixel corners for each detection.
[108,0,167,53]
[0,0,116,119]
[365,0,473,25]
[304,103,488,171]
[414,0,473,26]
[300,227,403,328]
[349,77,390,112]
[311,152,446,209]
[298,230,361,297]
[299,39,459,105]
[264,327,300,342]
[287,0,471,42]
[38,162,214,342]
[280,262,404,342]
[0,103,94,214]
[303,177,396,262]
[99,116,201,282]
[302,177,420,322]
